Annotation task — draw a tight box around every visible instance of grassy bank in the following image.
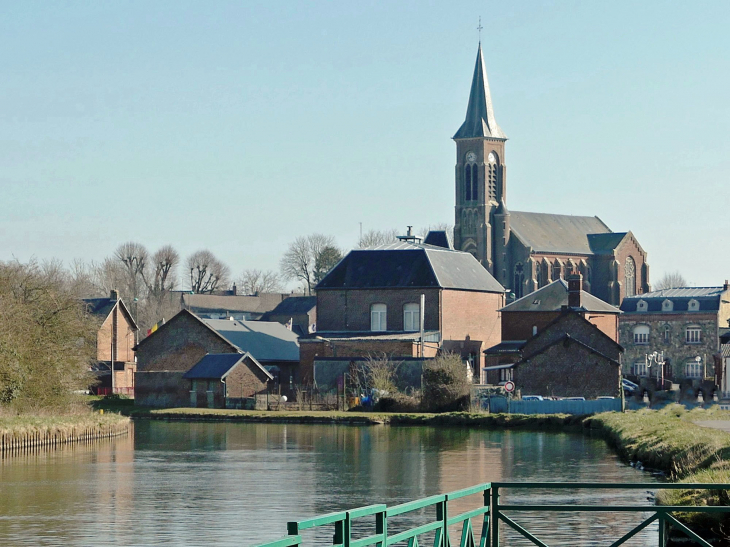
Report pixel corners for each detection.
[0,412,130,451]
[588,405,730,536]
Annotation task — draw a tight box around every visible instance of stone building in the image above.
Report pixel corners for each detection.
[134,310,299,406]
[619,283,730,395]
[299,233,505,385]
[83,290,139,395]
[452,44,649,305]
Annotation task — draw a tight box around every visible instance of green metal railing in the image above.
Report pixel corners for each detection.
[253,483,730,547]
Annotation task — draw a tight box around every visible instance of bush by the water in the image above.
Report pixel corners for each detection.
[0,260,96,411]
[421,353,470,412]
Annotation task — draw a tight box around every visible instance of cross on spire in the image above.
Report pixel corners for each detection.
[477,16,483,43]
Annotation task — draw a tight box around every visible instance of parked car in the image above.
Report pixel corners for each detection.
[622,379,639,394]
[564,397,586,401]
[522,395,544,401]
[597,396,616,400]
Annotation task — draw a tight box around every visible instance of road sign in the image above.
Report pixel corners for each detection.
[503,381,515,393]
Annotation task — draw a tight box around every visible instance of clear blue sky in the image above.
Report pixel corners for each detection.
[1,1,728,288]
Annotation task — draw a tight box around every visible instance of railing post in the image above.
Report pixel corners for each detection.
[480,485,490,547]
[376,509,387,547]
[334,518,346,547]
[490,486,500,547]
[438,495,449,547]
[658,511,665,547]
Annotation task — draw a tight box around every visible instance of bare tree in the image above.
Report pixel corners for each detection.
[280,234,340,295]
[654,271,688,291]
[145,245,179,298]
[358,228,400,249]
[238,269,283,295]
[187,250,230,294]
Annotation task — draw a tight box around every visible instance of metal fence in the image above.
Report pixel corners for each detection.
[252,482,730,547]
[486,396,622,415]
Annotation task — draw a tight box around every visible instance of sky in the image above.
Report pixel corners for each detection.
[0,1,728,289]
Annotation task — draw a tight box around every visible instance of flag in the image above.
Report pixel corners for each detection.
[146,319,163,337]
[285,317,293,330]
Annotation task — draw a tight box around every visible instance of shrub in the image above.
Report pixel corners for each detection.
[421,352,471,412]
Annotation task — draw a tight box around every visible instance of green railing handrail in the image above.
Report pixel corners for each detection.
[253,482,730,547]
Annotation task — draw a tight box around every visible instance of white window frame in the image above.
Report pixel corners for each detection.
[370,303,387,332]
[685,361,703,379]
[631,361,648,377]
[403,303,420,332]
[633,325,650,345]
[685,326,702,344]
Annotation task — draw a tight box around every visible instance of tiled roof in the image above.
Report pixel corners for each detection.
[500,279,620,314]
[316,241,504,293]
[509,211,612,254]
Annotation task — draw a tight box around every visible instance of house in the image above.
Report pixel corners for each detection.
[259,296,317,336]
[299,232,505,385]
[134,309,300,406]
[83,290,139,396]
[451,44,649,305]
[619,282,730,396]
[483,273,621,384]
[182,353,274,409]
[508,309,623,398]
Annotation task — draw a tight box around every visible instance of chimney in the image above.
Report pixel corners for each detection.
[724,279,729,291]
[567,271,582,308]
[232,283,237,296]
[110,289,119,301]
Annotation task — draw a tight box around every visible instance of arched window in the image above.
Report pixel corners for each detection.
[472,166,478,201]
[662,299,673,312]
[513,263,525,299]
[370,303,387,332]
[552,260,562,281]
[465,165,472,201]
[535,265,543,288]
[403,303,420,332]
[625,256,636,297]
[685,325,701,344]
[688,299,700,311]
[487,152,499,200]
[633,324,650,345]
[663,325,671,343]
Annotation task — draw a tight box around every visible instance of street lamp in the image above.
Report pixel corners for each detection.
[646,351,666,388]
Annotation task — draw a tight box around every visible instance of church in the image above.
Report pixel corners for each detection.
[452,44,650,306]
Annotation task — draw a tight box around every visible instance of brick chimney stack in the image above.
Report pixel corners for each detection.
[110,289,119,301]
[567,272,583,308]
[724,279,729,291]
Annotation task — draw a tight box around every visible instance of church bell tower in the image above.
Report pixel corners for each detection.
[453,44,507,274]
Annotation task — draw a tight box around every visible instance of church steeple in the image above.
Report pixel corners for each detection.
[453,44,506,140]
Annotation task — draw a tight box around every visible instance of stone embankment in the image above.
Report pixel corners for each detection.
[0,413,130,452]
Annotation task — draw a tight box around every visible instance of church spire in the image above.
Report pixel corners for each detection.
[453,44,506,140]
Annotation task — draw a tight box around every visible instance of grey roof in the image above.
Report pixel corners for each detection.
[501,279,620,314]
[484,340,527,355]
[422,230,453,250]
[303,331,441,342]
[620,287,724,313]
[509,211,611,254]
[587,233,628,255]
[453,44,506,140]
[182,353,273,381]
[202,319,300,362]
[316,241,504,293]
[82,297,139,330]
[260,296,316,318]
[722,345,730,358]
[181,293,291,315]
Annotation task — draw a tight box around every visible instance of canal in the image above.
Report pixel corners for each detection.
[0,421,659,546]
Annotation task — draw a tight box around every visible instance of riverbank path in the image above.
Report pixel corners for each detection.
[694,420,730,433]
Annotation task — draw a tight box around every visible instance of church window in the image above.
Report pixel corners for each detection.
[465,165,472,201]
[625,257,636,297]
[403,303,420,332]
[487,152,499,201]
[472,167,478,201]
[370,303,387,332]
[552,260,562,281]
[535,266,543,288]
[513,263,525,299]
[633,324,650,345]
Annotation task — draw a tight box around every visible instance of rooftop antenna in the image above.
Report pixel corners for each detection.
[477,16,483,44]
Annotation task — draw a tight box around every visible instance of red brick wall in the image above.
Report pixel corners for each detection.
[502,311,618,342]
[97,305,136,363]
[316,288,441,332]
[585,313,618,342]
[226,357,270,399]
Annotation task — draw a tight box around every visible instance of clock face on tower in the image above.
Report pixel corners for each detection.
[488,152,496,163]
[466,151,477,163]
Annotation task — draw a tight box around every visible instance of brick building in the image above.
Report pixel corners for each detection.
[299,234,505,385]
[182,353,273,409]
[260,296,316,336]
[619,284,730,395]
[134,310,299,406]
[452,44,649,305]
[483,273,621,384]
[83,290,139,395]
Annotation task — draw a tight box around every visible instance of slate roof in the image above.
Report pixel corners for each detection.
[620,287,724,313]
[304,331,441,342]
[182,353,273,381]
[453,44,506,140]
[181,293,291,315]
[509,211,612,254]
[82,297,138,330]
[484,340,527,355]
[316,241,504,293]
[201,318,300,362]
[422,230,453,249]
[260,296,316,318]
[587,233,629,255]
[500,279,620,314]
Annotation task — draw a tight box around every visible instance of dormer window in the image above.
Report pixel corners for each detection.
[662,299,673,312]
[688,299,700,311]
[636,300,648,312]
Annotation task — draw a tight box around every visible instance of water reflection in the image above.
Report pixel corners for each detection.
[0,422,657,546]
